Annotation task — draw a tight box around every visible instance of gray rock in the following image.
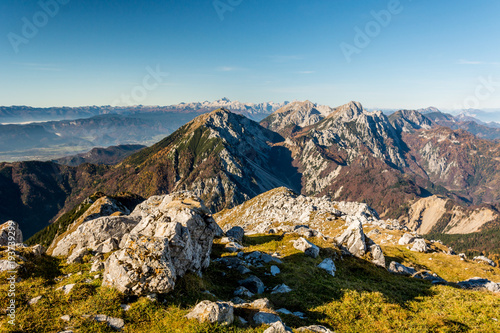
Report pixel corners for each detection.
[31,244,46,256]
[271,284,292,294]
[388,261,417,276]
[90,260,104,273]
[239,275,265,294]
[293,237,320,258]
[186,300,234,325]
[296,325,334,333]
[66,248,89,264]
[263,321,290,333]
[60,315,71,322]
[226,226,245,243]
[225,242,244,253]
[234,286,254,298]
[270,265,280,276]
[253,312,282,325]
[459,253,467,260]
[317,258,336,277]
[410,238,428,253]
[336,220,366,257]
[51,216,137,257]
[120,304,131,311]
[244,251,283,264]
[57,284,75,295]
[93,314,125,330]
[103,235,176,295]
[473,256,497,267]
[0,260,19,272]
[28,295,42,305]
[412,271,447,284]
[398,233,415,245]
[0,221,23,246]
[103,193,221,295]
[369,243,386,267]
[457,277,500,292]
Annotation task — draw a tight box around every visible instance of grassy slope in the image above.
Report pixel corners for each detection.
[2,233,500,333]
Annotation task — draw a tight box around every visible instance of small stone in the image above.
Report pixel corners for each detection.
[93,314,125,330]
[120,304,131,311]
[60,315,71,322]
[186,300,234,325]
[57,284,75,295]
[410,239,428,253]
[317,258,336,277]
[271,284,292,294]
[296,325,333,332]
[28,295,42,305]
[398,233,415,245]
[270,265,280,276]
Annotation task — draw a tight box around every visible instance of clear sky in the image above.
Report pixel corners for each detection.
[1,0,500,110]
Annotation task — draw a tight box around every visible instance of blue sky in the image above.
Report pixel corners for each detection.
[1,0,500,110]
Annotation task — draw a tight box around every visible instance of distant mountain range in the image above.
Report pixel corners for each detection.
[0,99,287,162]
[2,101,500,242]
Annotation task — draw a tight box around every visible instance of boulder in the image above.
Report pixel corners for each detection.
[270,265,280,276]
[0,221,23,246]
[225,242,244,253]
[264,321,290,333]
[28,296,42,305]
[410,239,428,253]
[244,251,282,265]
[473,256,497,267]
[296,325,334,333]
[0,260,19,272]
[239,275,265,294]
[92,314,125,331]
[271,284,292,294]
[293,237,320,258]
[457,277,500,293]
[388,261,417,276]
[226,226,245,243]
[234,286,254,298]
[31,244,46,256]
[102,235,176,295]
[336,220,366,257]
[398,233,415,245]
[253,312,282,325]
[369,243,386,267]
[186,300,234,325]
[317,258,336,277]
[51,216,137,257]
[103,192,222,295]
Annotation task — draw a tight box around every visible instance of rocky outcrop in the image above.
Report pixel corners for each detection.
[457,278,500,293]
[336,219,385,267]
[50,216,137,257]
[403,196,499,235]
[473,256,497,267]
[0,221,23,246]
[103,192,221,295]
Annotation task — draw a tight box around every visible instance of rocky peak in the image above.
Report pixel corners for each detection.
[389,110,433,133]
[328,101,364,122]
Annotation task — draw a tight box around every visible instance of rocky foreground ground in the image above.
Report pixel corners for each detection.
[1,189,499,332]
